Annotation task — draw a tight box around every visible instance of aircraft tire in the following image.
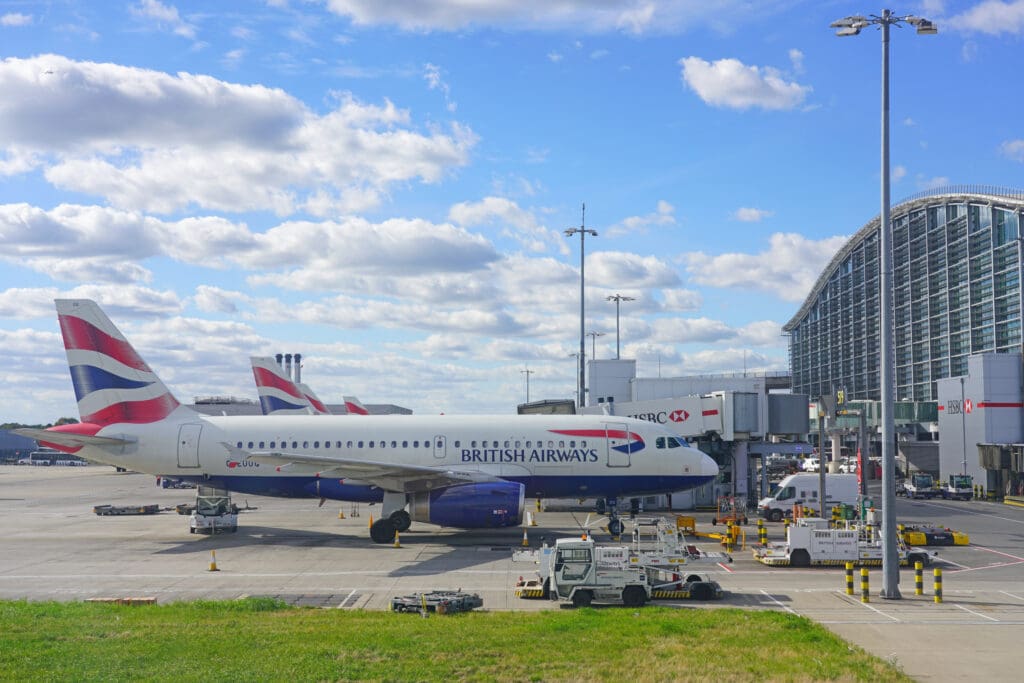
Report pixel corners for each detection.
[608,518,625,536]
[390,510,412,532]
[370,518,397,544]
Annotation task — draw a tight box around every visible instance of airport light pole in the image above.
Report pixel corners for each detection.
[587,331,605,360]
[567,353,581,405]
[606,294,635,359]
[831,8,936,600]
[566,204,597,409]
[521,366,534,403]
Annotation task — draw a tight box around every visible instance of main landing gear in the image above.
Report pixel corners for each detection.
[369,492,412,544]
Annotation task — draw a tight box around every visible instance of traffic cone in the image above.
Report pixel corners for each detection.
[338,508,346,519]
[208,550,219,572]
[368,514,373,529]
[529,511,537,527]
[522,527,530,547]
[393,530,401,548]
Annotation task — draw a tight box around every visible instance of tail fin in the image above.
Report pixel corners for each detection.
[343,395,369,415]
[251,356,314,415]
[297,382,332,415]
[56,299,181,426]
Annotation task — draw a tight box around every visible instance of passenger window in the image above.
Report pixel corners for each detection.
[581,440,587,448]
[269,441,276,448]
[313,441,319,448]
[656,437,665,449]
[413,440,419,448]
[403,441,409,448]
[471,440,477,448]
[303,441,309,448]
[358,441,364,448]
[391,441,397,448]
[292,441,298,449]
[247,441,254,448]
[526,441,532,448]
[258,441,265,448]
[569,441,576,448]
[559,441,565,448]
[369,441,375,448]
[236,441,242,448]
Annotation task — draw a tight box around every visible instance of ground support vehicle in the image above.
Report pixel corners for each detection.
[188,486,238,534]
[940,474,974,501]
[93,504,161,516]
[711,496,748,526]
[391,591,483,614]
[751,518,935,567]
[758,473,859,522]
[902,473,939,499]
[515,524,728,605]
[900,524,969,546]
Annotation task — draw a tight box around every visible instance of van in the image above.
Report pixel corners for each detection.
[757,473,859,522]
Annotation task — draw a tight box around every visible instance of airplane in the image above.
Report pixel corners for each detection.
[18,299,719,543]
[251,356,326,415]
[252,356,369,416]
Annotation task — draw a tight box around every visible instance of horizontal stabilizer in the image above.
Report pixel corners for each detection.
[13,427,133,449]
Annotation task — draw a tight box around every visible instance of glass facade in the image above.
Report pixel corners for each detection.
[785,189,1024,402]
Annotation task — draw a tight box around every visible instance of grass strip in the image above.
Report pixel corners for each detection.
[0,599,909,682]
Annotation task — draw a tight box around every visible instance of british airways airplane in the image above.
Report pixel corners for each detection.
[19,300,718,543]
[251,356,331,415]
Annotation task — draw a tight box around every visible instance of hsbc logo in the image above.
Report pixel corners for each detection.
[629,408,690,424]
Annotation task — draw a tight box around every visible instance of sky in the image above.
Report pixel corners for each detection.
[2,0,1024,424]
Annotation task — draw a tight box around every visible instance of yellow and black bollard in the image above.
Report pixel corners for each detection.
[915,561,923,595]
[845,561,854,596]
[758,519,767,547]
[784,518,790,535]
[934,567,943,603]
[860,567,870,603]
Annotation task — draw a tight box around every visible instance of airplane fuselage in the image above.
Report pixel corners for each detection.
[82,410,717,502]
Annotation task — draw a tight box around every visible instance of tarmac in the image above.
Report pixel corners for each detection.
[2,464,1023,681]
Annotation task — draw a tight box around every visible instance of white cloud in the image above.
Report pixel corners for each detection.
[323,1,792,35]
[130,0,197,40]
[683,232,848,302]
[590,49,609,60]
[192,285,244,314]
[903,117,916,126]
[892,165,907,182]
[449,197,566,255]
[679,56,811,111]
[788,48,804,74]
[733,207,773,222]
[1,13,32,27]
[0,55,476,216]
[605,201,676,237]
[547,51,563,62]
[661,288,702,312]
[424,62,457,112]
[951,0,1024,35]
[917,175,950,190]
[588,252,681,289]
[1000,139,1024,161]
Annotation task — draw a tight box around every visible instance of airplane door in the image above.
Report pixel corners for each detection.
[605,422,631,468]
[177,424,202,468]
[433,435,446,459]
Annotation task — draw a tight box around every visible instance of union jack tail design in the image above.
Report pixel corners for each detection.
[344,395,370,415]
[56,299,181,426]
[297,383,331,415]
[251,356,315,415]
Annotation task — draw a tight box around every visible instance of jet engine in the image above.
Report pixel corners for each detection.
[409,481,525,528]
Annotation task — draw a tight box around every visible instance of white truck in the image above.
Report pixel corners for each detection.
[940,474,973,501]
[902,473,939,499]
[758,473,859,522]
[752,518,935,568]
[188,486,238,534]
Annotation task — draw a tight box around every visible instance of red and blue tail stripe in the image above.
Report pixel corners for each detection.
[56,300,180,426]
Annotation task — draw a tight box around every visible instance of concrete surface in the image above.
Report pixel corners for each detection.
[1,465,1022,680]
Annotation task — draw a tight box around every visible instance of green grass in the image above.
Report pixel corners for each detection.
[0,599,909,682]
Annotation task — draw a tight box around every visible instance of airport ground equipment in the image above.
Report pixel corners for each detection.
[711,495,748,526]
[188,486,238,534]
[940,474,974,501]
[750,517,935,567]
[902,473,939,499]
[390,591,483,614]
[515,519,729,604]
[900,524,969,546]
[758,473,859,522]
[93,504,160,516]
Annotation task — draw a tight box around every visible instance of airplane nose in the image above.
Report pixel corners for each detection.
[700,452,719,478]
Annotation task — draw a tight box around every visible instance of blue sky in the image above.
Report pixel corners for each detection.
[2,0,1023,423]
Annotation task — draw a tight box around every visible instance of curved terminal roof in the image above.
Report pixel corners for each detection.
[784,185,1024,332]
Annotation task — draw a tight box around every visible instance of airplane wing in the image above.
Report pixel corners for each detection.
[221,443,502,493]
[13,427,133,449]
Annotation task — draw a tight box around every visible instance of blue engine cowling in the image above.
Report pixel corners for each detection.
[409,481,524,528]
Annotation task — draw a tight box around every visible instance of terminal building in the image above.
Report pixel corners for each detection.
[783,187,1024,498]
